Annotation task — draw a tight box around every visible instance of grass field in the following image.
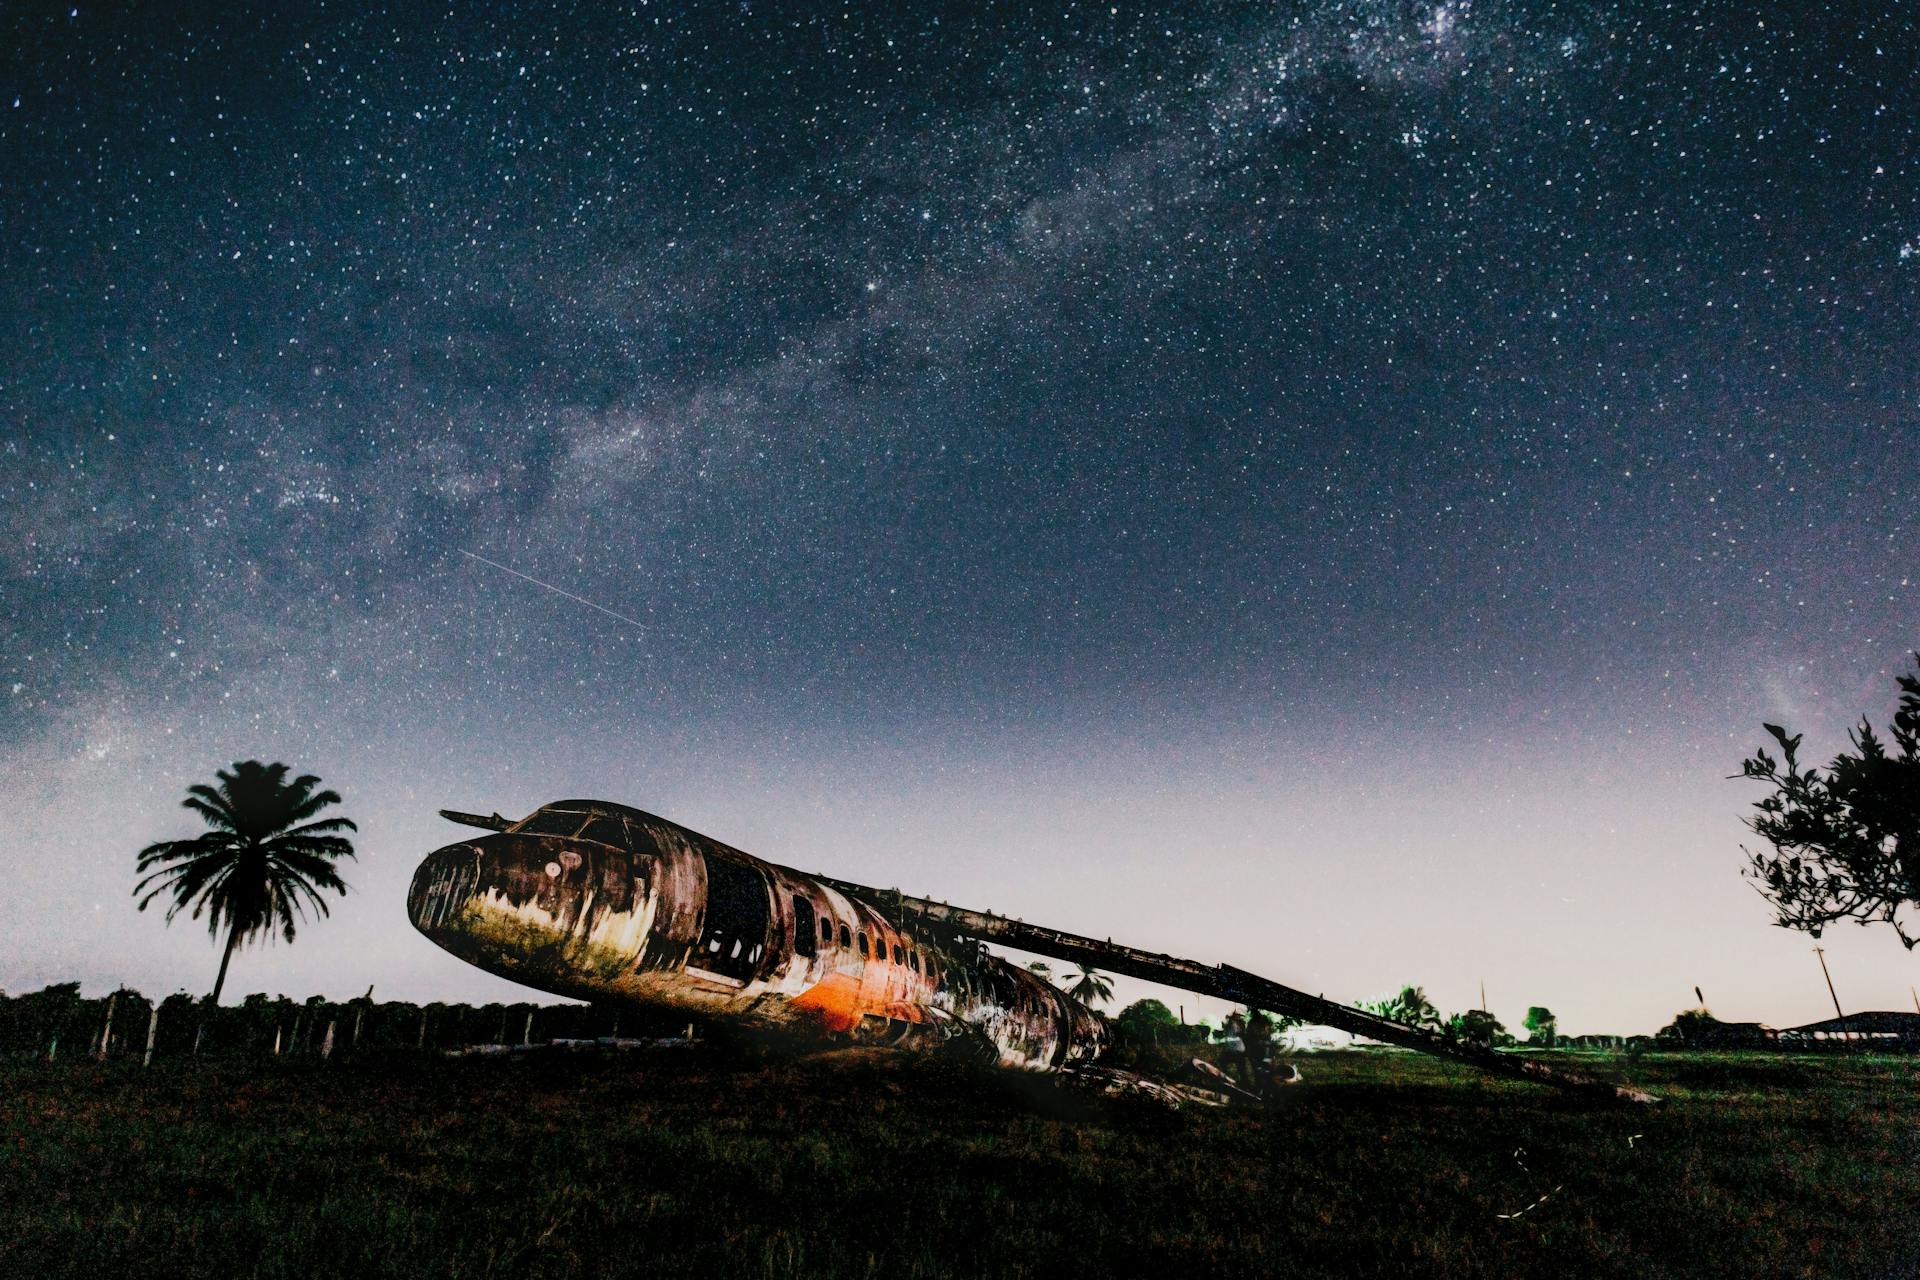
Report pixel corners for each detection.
[2,1046,1916,1278]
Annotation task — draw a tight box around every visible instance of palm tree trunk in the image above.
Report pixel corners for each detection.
[210,921,242,1005]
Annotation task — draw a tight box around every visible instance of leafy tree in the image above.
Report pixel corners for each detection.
[1739,655,1920,948]
[1064,966,1114,1008]
[1523,1006,1558,1046]
[1215,1006,1301,1043]
[1655,1007,1721,1046]
[1115,998,1179,1041]
[1247,1007,1302,1036]
[1446,1008,1507,1046]
[135,761,357,1004]
[1026,961,1053,981]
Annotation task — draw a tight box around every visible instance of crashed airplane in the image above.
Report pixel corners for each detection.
[409,799,1656,1103]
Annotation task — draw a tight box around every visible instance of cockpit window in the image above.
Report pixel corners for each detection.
[513,809,593,837]
[575,815,629,848]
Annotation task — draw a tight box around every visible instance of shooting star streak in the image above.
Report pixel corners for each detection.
[459,550,648,631]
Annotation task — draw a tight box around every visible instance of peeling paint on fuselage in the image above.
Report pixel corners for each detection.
[407,800,1108,1071]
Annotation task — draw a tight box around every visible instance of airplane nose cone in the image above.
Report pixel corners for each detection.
[408,832,655,995]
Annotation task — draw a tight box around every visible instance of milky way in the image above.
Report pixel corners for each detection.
[2,2,1915,1032]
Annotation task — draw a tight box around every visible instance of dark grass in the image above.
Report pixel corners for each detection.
[2,1047,1917,1279]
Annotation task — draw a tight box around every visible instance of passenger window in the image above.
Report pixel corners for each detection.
[911,952,921,973]
[819,916,833,945]
[892,944,905,965]
[793,896,816,958]
[858,933,870,957]
[839,924,852,948]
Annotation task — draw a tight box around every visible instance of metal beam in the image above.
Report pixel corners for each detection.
[826,879,1658,1105]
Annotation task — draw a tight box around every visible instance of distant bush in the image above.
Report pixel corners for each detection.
[1445,1009,1513,1047]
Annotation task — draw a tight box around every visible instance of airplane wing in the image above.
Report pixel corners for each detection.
[820,877,1658,1105]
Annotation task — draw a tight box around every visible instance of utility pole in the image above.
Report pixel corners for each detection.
[1812,946,1850,1042]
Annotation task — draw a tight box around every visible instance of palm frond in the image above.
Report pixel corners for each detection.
[265,833,357,861]
[135,833,221,875]
[284,784,342,823]
[180,794,237,831]
[271,871,336,925]
[280,814,358,838]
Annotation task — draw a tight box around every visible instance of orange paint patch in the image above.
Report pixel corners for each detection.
[792,968,931,1032]
[790,972,867,1033]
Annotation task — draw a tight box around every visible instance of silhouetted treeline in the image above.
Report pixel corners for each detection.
[0,983,687,1062]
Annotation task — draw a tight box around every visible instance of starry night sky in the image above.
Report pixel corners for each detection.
[3,1,1916,1033]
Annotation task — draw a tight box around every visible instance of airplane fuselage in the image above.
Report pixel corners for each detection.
[407,800,1107,1070]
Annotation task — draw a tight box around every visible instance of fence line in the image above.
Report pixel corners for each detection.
[0,983,676,1065]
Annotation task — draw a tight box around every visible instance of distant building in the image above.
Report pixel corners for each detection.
[1780,1012,1920,1047]
[1655,1011,1778,1048]
[1280,1026,1359,1052]
[1689,1020,1778,1048]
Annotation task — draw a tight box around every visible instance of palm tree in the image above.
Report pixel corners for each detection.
[135,761,357,1004]
[1392,985,1442,1031]
[1362,985,1442,1031]
[1065,966,1114,1008]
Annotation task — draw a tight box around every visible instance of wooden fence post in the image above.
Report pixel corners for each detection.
[322,1020,336,1060]
[523,1009,533,1046]
[417,1009,428,1051]
[97,992,119,1061]
[143,1003,159,1067]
